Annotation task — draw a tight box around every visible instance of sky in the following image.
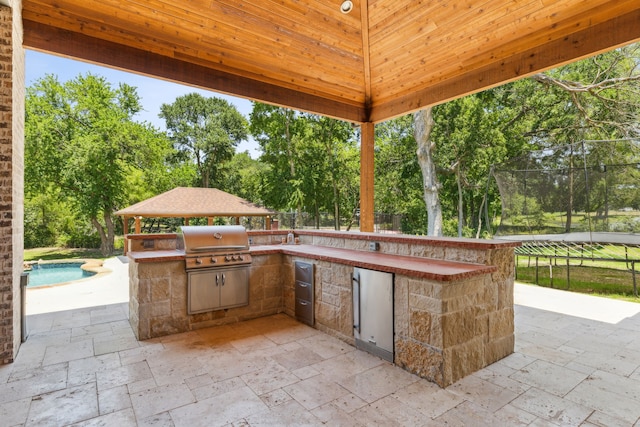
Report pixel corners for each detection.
[25,50,261,157]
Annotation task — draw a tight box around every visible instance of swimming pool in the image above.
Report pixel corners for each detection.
[26,262,97,288]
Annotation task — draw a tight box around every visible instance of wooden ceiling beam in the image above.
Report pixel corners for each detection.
[370,8,640,123]
[23,20,369,123]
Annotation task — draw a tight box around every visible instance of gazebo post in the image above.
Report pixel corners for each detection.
[235,217,240,225]
[123,216,130,255]
[134,216,141,234]
[265,216,271,230]
[208,217,213,226]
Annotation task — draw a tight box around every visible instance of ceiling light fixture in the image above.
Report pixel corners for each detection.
[340,1,353,14]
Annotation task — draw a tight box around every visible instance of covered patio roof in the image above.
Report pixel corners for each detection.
[21,1,640,124]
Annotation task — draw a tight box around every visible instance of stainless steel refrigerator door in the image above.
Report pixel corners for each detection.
[353,267,394,361]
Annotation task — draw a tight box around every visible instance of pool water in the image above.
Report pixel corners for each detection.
[26,263,96,288]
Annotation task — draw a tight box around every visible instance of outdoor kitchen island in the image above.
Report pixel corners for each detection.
[127,230,519,387]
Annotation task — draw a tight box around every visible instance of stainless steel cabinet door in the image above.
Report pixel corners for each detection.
[188,270,220,314]
[219,266,249,308]
[353,267,393,355]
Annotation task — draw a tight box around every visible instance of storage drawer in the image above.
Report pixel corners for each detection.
[294,261,314,284]
[295,280,313,301]
[295,298,313,326]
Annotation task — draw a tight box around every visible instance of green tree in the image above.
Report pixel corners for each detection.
[250,103,358,229]
[303,114,358,229]
[375,115,427,234]
[408,44,640,237]
[159,93,248,189]
[250,103,307,225]
[502,44,640,231]
[221,151,268,203]
[25,73,173,255]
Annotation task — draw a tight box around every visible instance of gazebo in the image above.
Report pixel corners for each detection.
[115,187,275,253]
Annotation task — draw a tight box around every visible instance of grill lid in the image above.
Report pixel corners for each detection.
[178,225,249,254]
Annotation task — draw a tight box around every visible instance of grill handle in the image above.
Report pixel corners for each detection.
[188,245,248,252]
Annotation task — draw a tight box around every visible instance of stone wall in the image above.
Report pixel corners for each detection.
[394,273,514,387]
[282,256,353,342]
[130,253,285,340]
[0,1,24,364]
[127,234,177,252]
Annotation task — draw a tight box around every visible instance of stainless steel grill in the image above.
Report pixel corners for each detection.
[178,225,251,314]
[179,225,252,270]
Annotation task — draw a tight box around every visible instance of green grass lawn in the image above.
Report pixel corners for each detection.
[24,247,123,261]
[516,263,640,303]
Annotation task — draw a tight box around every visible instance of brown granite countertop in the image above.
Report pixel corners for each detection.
[129,244,497,281]
[252,244,495,281]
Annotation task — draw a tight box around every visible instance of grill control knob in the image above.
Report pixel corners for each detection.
[195,258,203,265]
[225,255,231,262]
[238,255,244,261]
[210,257,217,263]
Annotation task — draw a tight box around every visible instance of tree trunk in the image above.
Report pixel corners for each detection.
[104,211,116,255]
[91,216,113,256]
[414,108,443,236]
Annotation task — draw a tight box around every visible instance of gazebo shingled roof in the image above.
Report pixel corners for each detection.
[115,187,274,218]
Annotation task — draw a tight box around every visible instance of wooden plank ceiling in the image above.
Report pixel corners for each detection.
[22,0,640,123]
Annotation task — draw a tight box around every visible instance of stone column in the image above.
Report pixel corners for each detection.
[0,0,25,364]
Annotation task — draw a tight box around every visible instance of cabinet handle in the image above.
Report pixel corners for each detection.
[222,273,225,286]
[215,274,219,286]
[352,273,360,334]
[299,300,309,306]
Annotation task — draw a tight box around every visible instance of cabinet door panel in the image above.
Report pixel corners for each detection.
[188,271,219,314]
[219,267,249,308]
[354,268,394,354]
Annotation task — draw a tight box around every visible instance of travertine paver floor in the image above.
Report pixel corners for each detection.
[3,261,640,425]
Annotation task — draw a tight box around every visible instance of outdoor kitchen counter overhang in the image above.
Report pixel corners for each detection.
[127,231,519,387]
[128,244,497,281]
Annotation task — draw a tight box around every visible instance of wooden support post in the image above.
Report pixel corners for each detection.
[208,217,213,226]
[360,122,375,232]
[134,216,141,234]
[123,216,130,255]
[265,216,271,230]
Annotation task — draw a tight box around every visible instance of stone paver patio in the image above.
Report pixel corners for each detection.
[2,257,640,425]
